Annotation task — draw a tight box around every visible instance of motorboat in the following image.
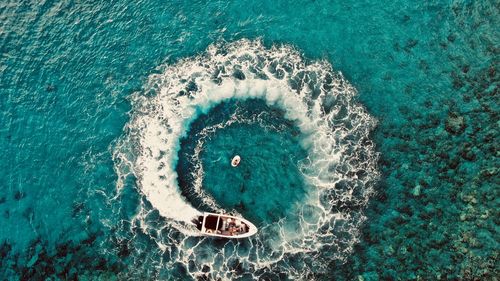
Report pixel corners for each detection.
[192,212,257,238]
[231,155,241,167]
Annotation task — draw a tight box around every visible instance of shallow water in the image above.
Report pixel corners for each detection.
[1,0,498,280]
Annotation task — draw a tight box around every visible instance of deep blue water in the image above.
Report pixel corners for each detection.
[1,0,498,280]
[177,99,309,225]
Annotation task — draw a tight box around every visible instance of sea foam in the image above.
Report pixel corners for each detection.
[114,39,378,279]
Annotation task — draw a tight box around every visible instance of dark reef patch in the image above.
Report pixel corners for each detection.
[0,234,125,281]
[14,191,26,201]
[325,42,499,281]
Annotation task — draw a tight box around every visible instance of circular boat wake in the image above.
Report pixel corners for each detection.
[114,39,378,279]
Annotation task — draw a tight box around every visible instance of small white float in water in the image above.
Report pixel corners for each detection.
[231,155,241,167]
[193,212,258,238]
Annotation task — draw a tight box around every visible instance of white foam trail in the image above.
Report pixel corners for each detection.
[113,39,379,279]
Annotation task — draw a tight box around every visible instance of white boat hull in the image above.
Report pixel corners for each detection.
[193,212,257,238]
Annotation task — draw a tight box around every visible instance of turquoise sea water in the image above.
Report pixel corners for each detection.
[1,0,498,280]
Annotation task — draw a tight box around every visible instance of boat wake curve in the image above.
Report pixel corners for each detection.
[113,39,378,280]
